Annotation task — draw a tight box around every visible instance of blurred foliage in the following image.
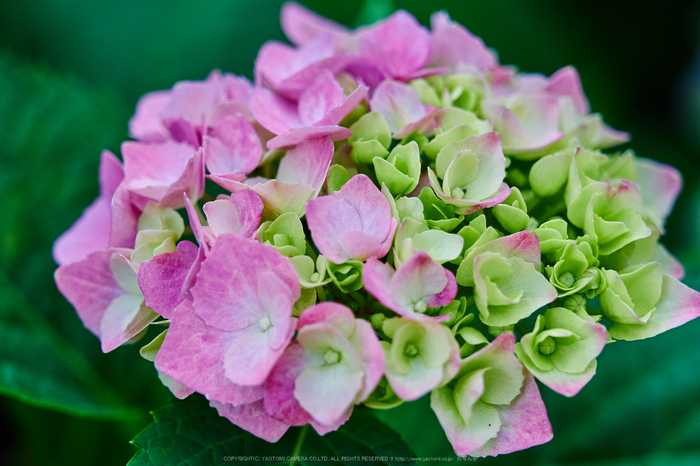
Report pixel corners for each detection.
[129,396,416,466]
[1,0,700,465]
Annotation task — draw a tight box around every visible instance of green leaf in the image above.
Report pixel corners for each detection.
[0,269,136,419]
[128,395,417,466]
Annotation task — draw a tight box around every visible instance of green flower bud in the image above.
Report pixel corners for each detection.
[418,187,463,232]
[327,260,364,292]
[423,108,492,159]
[348,111,391,164]
[370,313,387,331]
[600,262,662,325]
[409,78,441,107]
[373,141,422,196]
[257,212,306,257]
[290,254,332,288]
[327,164,351,193]
[492,186,530,233]
[529,148,573,197]
[364,377,404,410]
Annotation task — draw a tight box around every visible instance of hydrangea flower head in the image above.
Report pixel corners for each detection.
[53,2,700,459]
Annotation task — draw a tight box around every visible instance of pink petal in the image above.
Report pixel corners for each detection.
[138,240,199,319]
[362,257,398,312]
[128,90,171,142]
[359,11,431,79]
[100,295,157,353]
[54,248,131,337]
[298,71,345,127]
[281,2,347,46]
[313,84,369,127]
[109,185,140,248]
[204,114,262,177]
[297,302,357,338]
[429,11,497,71]
[390,252,448,308]
[350,319,385,401]
[203,189,263,239]
[191,234,300,332]
[370,80,426,134]
[277,137,334,196]
[471,371,553,457]
[184,194,208,251]
[546,66,590,116]
[250,87,301,135]
[635,157,683,232]
[155,302,265,405]
[264,342,317,426]
[266,126,352,150]
[211,399,290,443]
[426,269,458,308]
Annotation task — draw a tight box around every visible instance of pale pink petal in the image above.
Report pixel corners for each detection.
[250,87,301,135]
[370,80,426,134]
[204,114,262,176]
[359,11,431,79]
[191,234,300,332]
[277,137,334,196]
[203,189,263,239]
[350,319,385,401]
[362,257,398,312]
[100,296,158,353]
[138,240,199,319]
[426,270,458,308]
[155,302,265,405]
[297,302,357,338]
[390,252,448,308]
[635,157,683,232]
[54,248,131,336]
[610,275,700,340]
[128,90,171,142]
[266,126,352,150]
[546,66,590,116]
[298,71,345,127]
[253,180,316,218]
[314,84,369,127]
[211,399,290,443]
[281,2,347,46]
[471,371,553,457]
[429,11,497,71]
[393,108,440,139]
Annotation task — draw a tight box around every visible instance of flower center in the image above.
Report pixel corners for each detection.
[404,342,419,358]
[559,272,575,288]
[539,337,556,355]
[310,272,320,282]
[258,317,272,331]
[414,301,427,314]
[324,350,340,365]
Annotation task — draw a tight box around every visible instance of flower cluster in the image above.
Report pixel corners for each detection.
[53,2,700,458]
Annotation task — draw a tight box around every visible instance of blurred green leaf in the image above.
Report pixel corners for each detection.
[0,269,137,419]
[128,396,417,466]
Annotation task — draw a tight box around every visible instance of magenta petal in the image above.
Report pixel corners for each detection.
[426,269,458,308]
[128,90,171,142]
[275,55,350,100]
[138,240,199,319]
[54,248,132,336]
[471,371,553,457]
[359,11,431,79]
[266,126,352,150]
[205,114,262,176]
[429,11,497,71]
[277,137,334,195]
[191,234,300,332]
[281,2,347,46]
[298,71,345,127]
[211,399,290,443]
[264,342,316,426]
[155,302,265,405]
[250,87,301,135]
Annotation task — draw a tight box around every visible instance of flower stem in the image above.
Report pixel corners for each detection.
[317,285,327,302]
[290,424,309,466]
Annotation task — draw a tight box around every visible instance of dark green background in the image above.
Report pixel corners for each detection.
[2,0,700,464]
